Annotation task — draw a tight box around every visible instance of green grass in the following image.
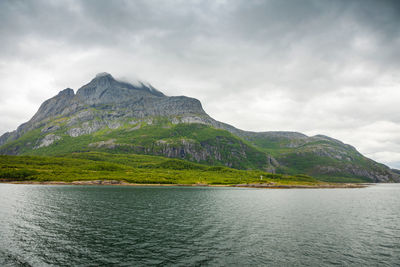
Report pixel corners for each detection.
[0,116,383,183]
[0,152,320,185]
[315,176,370,183]
[3,122,271,171]
[243,134,388,183]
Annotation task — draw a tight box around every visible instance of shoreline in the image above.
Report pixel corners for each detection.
[0,180,370,189]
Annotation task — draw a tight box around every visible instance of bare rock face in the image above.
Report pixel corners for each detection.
[67,110,95,126]
[315,164,398,183]
[88,139,116,149]
[41,124,61,133]
[31,88,77,124]
[73,73,205,118]
[0,132,12,147]
[92,137,274,171]
[35,134,61,149]
[76,73,164,105]
[0,73,207,146]
[67,121,104,137]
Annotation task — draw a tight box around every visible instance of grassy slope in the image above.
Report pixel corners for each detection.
[244,135,379,183]
[1,122,270,170]
[0,115,381,183]
[0,152,318,185]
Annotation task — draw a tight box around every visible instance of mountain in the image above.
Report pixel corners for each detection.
[240,132,399,183]
[0,73,398,183]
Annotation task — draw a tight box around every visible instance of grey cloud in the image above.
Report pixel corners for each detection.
[0,0,400,167]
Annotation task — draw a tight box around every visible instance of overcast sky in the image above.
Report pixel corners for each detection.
[1,0,400,168]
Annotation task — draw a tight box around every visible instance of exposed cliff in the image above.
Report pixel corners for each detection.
[0,73,207,146]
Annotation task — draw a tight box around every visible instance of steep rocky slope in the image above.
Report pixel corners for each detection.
[0,73,398,182]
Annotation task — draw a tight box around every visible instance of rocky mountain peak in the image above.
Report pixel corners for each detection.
[76,73,165,105]
[95,72,113,78]
[86,72,116,88]
[57,88,75,97]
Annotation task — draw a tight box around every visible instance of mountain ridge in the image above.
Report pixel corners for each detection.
[1,73,398,182]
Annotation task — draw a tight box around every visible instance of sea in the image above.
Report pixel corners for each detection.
[0,184,399,266]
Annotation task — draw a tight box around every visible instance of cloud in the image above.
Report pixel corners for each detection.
[0,0,400,167]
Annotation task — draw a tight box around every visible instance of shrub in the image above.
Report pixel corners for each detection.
[0,168,38,180]
[88,163,123,171]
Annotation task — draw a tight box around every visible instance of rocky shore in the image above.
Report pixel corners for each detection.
[234,183,368,189]
[2,180,369,188]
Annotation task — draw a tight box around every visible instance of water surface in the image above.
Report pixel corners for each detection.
[0,184,399,266]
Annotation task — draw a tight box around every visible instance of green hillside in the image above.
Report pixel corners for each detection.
[0,121,274,171]
[0,152,317,186]
[245,133,397,183]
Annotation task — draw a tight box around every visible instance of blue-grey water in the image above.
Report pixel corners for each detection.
[0,184,399,266]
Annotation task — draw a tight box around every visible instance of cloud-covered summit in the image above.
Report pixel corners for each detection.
[0,0,400,167]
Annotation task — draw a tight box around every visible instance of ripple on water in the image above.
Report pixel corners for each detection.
[0,184,400,266]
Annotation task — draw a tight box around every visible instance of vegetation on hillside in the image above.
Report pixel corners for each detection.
[1,122,272,170]
[244,134,396,183]
[0,120,386,183]
[0,152,319,185]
